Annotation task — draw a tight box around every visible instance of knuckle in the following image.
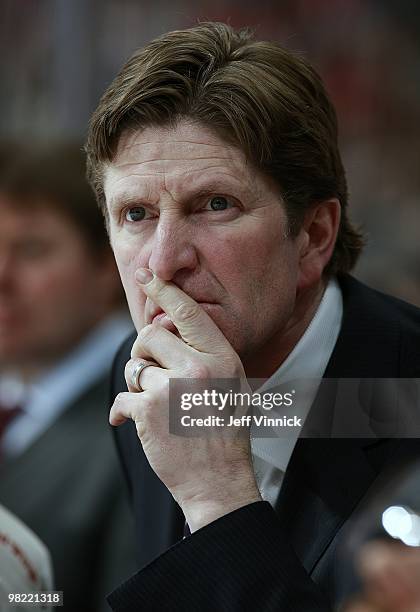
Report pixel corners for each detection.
[135,421,146,438]
[124,360,134,380]
[222,355,242,377]
[113,392,124,407]
[162,377,171,394]
[174,302,199,323]
[185,362,210,379]
[124,363,138,389]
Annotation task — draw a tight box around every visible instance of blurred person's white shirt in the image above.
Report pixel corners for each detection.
[0,312,133,460]
[0,503,53,611]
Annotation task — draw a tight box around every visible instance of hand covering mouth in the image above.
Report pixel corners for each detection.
[145,298,217,326]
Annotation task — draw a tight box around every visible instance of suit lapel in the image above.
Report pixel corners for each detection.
[276,438,377,573]
[276,274,403,574]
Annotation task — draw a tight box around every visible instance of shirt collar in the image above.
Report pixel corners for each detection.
[263,276,343,386]
[251,277,343,472]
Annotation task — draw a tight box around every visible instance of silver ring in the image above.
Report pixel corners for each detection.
[131,360,156,392]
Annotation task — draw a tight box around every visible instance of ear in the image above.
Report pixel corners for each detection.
[296,198,341,291]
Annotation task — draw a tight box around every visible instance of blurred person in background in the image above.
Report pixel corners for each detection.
[344,541,420,611]
[341,459,420,612]
[0,144,135,611]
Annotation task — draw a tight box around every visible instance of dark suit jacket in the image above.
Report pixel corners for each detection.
[107,275,420,611]
[0,375,137,612]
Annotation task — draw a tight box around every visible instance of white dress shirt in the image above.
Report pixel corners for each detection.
[251,278,343,506]
[0,313,133,460]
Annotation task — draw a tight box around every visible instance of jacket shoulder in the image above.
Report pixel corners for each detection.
[336,275,420,377]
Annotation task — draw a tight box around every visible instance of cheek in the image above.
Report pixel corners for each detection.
[213,229,295,291]
[111,230,150,273]
[221,232,299,334]
[111,233,149,326]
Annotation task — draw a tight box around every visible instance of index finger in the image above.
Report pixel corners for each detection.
[135,268,228,354]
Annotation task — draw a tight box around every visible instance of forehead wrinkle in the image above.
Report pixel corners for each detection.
[115,135,243,166]
[163,165,248,201]
[117,129,240,155]
[108,170,165,187]
[105,167,164,208]
[108,162,233,194]
[118,139,234,149]
[110,151,247,188]
[113,153,238,170]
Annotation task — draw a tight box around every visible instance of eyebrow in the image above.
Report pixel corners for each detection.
[109,175,248,211]
[108,192,153,212]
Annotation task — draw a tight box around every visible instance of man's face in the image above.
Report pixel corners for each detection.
[0,200,112,370]
[104,120,305,364]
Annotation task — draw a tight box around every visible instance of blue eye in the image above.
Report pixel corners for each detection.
[125,207,146,222]
[207,196,231,211]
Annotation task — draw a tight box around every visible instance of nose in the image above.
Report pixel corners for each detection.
[147,215,199,281]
